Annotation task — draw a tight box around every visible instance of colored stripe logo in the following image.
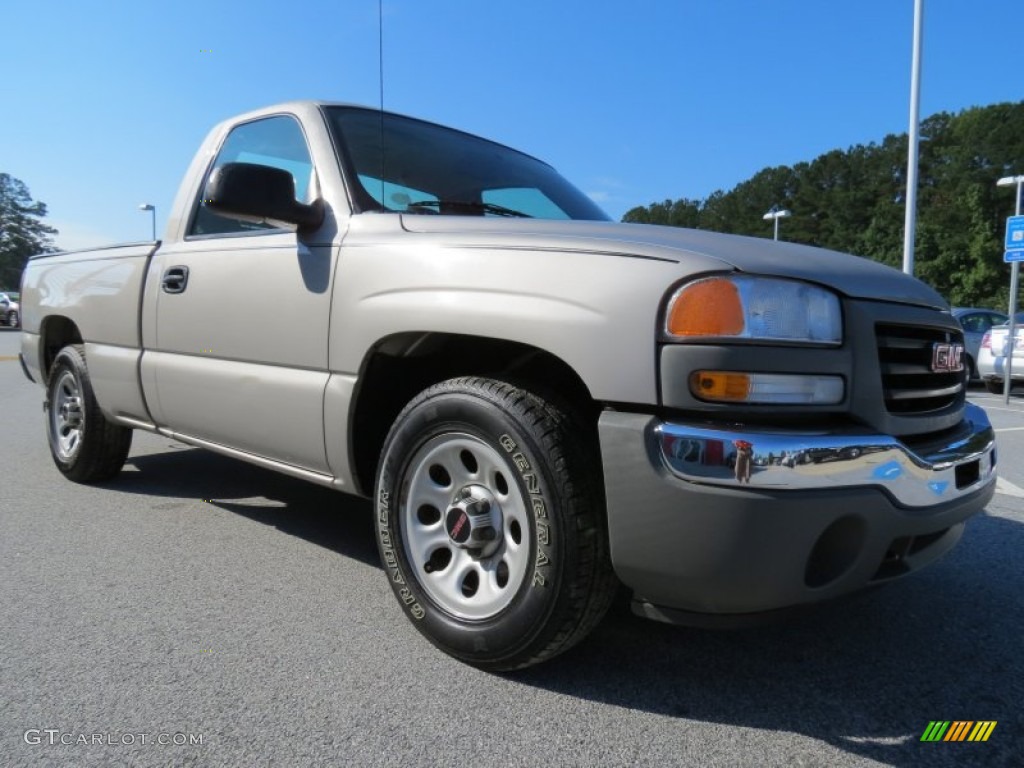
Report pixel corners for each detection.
[920,721,996,742]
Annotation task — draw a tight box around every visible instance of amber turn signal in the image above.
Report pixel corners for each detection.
[666,278,744,337]
[690,371,845,405]
[690,372,751,401]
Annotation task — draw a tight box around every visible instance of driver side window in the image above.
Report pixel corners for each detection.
[190,115,315,237]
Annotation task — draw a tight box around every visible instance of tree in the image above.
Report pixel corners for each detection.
[0,173,58,288]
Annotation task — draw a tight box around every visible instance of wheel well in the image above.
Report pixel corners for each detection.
[40,316,83,379]
[350,333,598,495]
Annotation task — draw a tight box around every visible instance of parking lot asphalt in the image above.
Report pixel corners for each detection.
[1,327,1021,767]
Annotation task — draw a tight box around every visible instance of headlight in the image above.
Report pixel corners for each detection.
[665,275,842,345]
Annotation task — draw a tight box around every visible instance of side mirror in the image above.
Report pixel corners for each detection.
[205,162,324,231]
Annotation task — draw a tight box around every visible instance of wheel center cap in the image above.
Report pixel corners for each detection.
[445,484,502,557]
[60,399,82,426]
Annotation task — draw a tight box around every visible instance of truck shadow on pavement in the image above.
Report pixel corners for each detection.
[119,445,380,568]
[114,445,1020,767]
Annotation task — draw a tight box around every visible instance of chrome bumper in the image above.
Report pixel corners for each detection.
[656,403,996,509]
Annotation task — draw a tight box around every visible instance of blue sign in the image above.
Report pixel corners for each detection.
[1006,215,1024,251]
[1006,251,1024,263]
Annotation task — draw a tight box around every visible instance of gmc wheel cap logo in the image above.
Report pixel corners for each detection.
[931,342,964,373]
[446,508,471,544]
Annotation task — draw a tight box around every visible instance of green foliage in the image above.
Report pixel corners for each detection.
[0,173,58,288]
[623,101,1024,308]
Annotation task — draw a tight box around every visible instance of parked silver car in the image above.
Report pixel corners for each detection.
[0,292,20,328]
[977,311,1024,393]
[952,307,1008,380]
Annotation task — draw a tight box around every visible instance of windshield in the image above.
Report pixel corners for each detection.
[993,312,1024,326]
[325,107,609,222]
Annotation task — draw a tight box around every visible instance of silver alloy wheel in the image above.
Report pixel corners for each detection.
[402,432,531,620]
[9,311,17,327]
[51,370,85,461]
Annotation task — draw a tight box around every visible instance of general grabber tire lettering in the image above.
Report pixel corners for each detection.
[375,377,616,671]
[46,344,133,483]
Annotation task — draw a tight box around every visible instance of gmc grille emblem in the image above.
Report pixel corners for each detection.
[931,342,964,373]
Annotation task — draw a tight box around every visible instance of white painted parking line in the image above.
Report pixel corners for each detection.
[994,426,1024,432]
[996,477,1024,498]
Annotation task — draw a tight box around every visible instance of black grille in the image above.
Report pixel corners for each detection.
[876,324,964,414]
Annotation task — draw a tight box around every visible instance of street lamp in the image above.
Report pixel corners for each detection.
[996,174,1024,403]
[762,207,791,241]
[997,174,1024,212]
[902,0,924,276]
[138,203,156,241]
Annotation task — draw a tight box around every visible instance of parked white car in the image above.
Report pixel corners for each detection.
[952,307,1007,381]
[977,312,1024,393]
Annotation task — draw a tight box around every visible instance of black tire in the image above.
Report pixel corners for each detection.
[46,344,133,483]
[374,377,615,671]
[984,379,1004,394]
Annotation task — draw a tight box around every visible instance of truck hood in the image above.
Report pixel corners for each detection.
[400,217,948,310]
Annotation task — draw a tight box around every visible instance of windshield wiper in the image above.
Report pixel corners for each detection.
[406,200,533,218]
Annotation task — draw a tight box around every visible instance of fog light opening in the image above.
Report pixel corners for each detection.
[805,515,866,589]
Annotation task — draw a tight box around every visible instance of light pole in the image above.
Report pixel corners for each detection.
[138,203,156,241]
[763,207,791,241]
[997,174,1024,403]
[902,0,924,276]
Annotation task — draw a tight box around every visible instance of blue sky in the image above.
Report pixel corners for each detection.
[1,0,1022,250]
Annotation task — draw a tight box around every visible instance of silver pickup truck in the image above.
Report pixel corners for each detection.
[19,101,997,670]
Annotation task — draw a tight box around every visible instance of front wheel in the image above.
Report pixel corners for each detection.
[374,377,615,671]
[46,344,133,483]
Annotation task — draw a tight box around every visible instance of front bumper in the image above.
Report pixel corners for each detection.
[599,406,996,621]
[657,403,994,508]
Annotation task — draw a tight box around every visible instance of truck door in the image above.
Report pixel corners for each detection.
[142,114,335,473]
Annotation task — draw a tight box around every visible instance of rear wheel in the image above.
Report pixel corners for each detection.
[46,344,132,483]
[984,379,1004,394]
[374,377,615,671]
